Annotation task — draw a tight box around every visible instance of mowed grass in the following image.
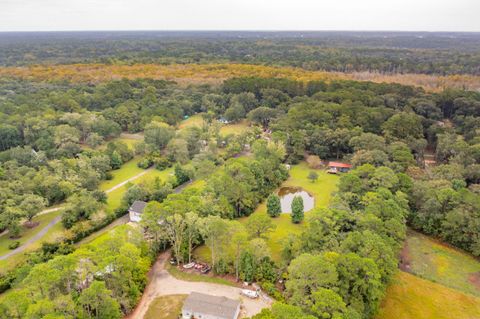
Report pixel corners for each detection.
[144,294,187,319]
[99,157,145,191]
[166,263,235,287]
[178,114,204,130]
[0,210,65,274]
[194,162,339,263]
[104,166,175,211]
[219,119,251,135]
[243,162,339,261]
[0,210,63,256]
[403,229,480,297]
[376,271,480,319]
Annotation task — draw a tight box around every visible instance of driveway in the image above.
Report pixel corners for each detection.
[0,168,152,260]
[127,252,271,319]
[0,215,62,260]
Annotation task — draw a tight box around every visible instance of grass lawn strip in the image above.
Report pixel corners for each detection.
[376,271,480,319]
[144,294,187,319]
[403,229,480,297]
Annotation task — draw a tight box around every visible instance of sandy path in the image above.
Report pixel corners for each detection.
[127,251,270,319]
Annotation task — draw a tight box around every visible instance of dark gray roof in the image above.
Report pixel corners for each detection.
[129,200,147,214]
[183,292,240,319]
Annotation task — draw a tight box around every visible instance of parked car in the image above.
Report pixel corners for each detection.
[183,262,195,269]
[241,289,259,299]
[169,258,177,265]
[201,265,211,274]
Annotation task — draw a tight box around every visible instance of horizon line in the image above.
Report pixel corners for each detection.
[0,29,479,34]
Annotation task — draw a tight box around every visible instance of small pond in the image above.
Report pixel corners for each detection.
[278,186,315,213]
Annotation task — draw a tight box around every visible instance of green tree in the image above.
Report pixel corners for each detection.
[291,196,304,224]
[308,171,319,183]
[78,281,121,319]
[20,194,46,224]
[266,194,282,217]
[246,213,276,238]
[310,288,347,319]
[286,253,338,309]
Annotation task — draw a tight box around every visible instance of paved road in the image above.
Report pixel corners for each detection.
[0,168,154,261]
[0,215,62,260]
[127,252,271,319]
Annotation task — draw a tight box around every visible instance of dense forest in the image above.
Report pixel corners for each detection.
[0,31,480,319]
[0,31,480,75]
[1,69,480,318]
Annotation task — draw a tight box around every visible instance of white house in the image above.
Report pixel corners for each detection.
[128,200,147,222]
[182,292,241,319]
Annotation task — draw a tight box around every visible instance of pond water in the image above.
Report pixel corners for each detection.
[278,186,315,213]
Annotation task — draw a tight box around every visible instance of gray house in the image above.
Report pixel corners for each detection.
[182,292,241,319]
[128,200,147,222]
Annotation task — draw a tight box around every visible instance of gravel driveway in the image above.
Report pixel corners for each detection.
[127,252,271,319]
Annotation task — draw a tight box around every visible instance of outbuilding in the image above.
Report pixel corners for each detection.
[128,200,147,222]
[182,292,241,319]
[327,161,352,174]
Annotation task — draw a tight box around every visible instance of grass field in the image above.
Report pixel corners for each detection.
[376,271,480,319]
[0,210,63,256]
[219,119,252,136]
[144,294,187,319]
[166,263,235,287]
[105,166,175,211]
[99,157,145,191]
[243,162,339,261]
[194,162,339,262]
[0,210,65,274]
[178,114,204,130]
[402,229,480,297]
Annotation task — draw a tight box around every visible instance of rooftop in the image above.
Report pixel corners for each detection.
[183,292,240,319]
[129,200,147,214]
[328,161,352,168]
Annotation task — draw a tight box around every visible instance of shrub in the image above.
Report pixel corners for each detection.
[137,158,153,169]
[8,241,20,250]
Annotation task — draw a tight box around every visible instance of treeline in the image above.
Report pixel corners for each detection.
[1,32,480,75]
[141,140,288,268]
[254,163,410,319]
[0,226,150,319]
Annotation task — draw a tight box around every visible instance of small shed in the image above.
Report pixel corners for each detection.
[128,200,147,222]
[327,162,352,174]
[182,292,241,319]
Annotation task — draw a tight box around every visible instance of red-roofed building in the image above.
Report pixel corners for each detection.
[327,162,352,173]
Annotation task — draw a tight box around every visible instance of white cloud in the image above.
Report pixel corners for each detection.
[0,0,478,31]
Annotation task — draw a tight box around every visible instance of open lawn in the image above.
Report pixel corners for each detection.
[244,162,339,261]
[219,119,252,135]
[166,263,235,287]
[0,210,63,256]
[178,114,204,130]
[104,166,175,211]
[99,157,145,191]
[401,229,480,297]
[376,271,480,319]
[194,162,339,263]
[144,294,187,319]
[0,210,65,274]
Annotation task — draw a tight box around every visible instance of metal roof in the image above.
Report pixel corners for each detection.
[183,292,240,319]
[129,200,147,214]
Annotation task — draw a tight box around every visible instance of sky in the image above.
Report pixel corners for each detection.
[0,0,479,32]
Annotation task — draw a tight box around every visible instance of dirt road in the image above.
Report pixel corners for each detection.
[127,252,271,319]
